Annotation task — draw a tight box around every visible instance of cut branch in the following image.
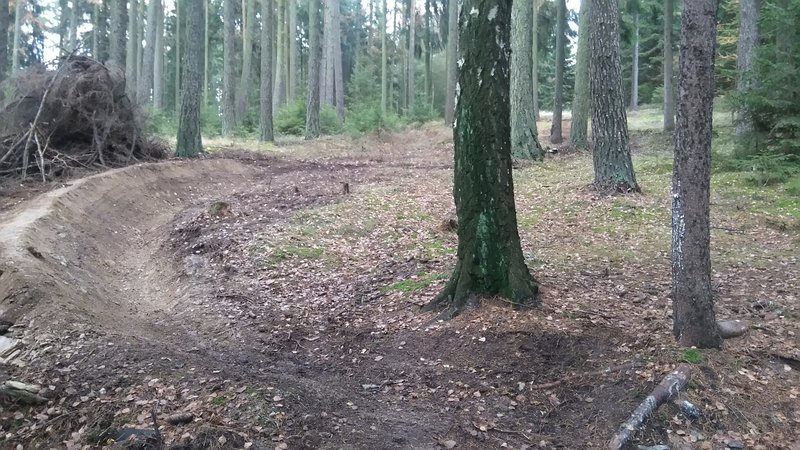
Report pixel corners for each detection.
[608,363,693,450]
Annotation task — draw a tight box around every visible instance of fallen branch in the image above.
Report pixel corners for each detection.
[0,380,48,406]
[530,361,642,390]
[608,363,693,450]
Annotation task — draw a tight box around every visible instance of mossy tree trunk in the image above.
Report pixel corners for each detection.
[589,0,640,193]
[305,0,322,139]
[260,0,274,142]
[569,0,590,148]
[550,0,566,144]
[511,0,544,160]
[671,0,722,349]
[175,0,204,158]
[426,0,539,318]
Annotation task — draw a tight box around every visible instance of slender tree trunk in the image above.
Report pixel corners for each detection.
[141,0,159,105]
[288,0,298,102]
[0,0,10,84]
[126,0,139,101]
[380,0,388,118]
[663,0,675,131]
[59,0,69,56]
[428,0,538,317]
[322,0,334,107]
[672,0,722,349]
[570,0,590,148]
[222,0,236,135]
[273,0,286,112]
[532,0,540,120]
[443,0,457,125]
[154,0,164,110]
[332,0,345,122]
[109,0,127,68]
[589,0,640,192]
[174,0,181,111]
[236,0,256,125]
[305,0,322,139]
[69,0,79,52]
[735,0,760,137]
[176,0,204,157]
[424,0,432,99]
[92,2,99,57]
[12,0,25,73]
[511,0,544,160]
[203,0,208,107]
[406,0,415,110]
[630,11,639,111]
[550,0,566,144]
[137,1,145,83]
[261,0,274,141]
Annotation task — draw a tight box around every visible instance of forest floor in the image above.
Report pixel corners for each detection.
[0,108,798,449]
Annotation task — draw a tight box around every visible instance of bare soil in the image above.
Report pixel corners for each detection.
[0,125,797,450]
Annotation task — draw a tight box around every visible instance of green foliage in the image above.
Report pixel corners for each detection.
[729,153,800,186]
[682,349,703,364]
[405,94,438,124]
[345,59,405,135]
[786,176,800,196]
[275,100,341,136]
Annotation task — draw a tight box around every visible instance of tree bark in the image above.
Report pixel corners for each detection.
[511,0,544,160]
[331,0,345,122]
[174,0,181,112]
[443,0,458,125]
[570,0,590,148]
[630,11,639,111]
[109,0,127,68]
[140,0,159,105]
[424,0,432,99]
[59,0,69,55]
[273,0,287,112]
[288,0,298,102]
[321,0,335,107]
[154,0,164,109]
[236,0,256,125]
[126,0,139,101]
[69,0,79,52]
[427,0,539,318]
[380,0,389,118]
[0,0,10,84]
[663,0,675,131]
[12,0,25,73]
[203,0,208,107]
[550,0,566,144]
[176,0,204,157]
[305,0,322,139]
[261,0,274,142]
[589,0,640,192]
[92,2,99,58]
[406,0,415,111]
[222,0,236,136]
[735,0,760,137]
[532,0,540,121]
[671,0,722,349]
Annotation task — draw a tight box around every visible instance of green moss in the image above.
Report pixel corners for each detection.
[210,395,228,406]
[381,272,448,293]
[682,349,703,364]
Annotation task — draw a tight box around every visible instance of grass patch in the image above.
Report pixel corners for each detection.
[381,272,448,293]
[682,349,704,364]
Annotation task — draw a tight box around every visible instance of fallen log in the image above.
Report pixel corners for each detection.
[718,320,749,339]
[608,363,693,450]
[0,380,48,405]
[530,361,642,390]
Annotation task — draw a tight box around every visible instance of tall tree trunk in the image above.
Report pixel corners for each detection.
[443,0,457,125]
[406,0,415,110]
[109,0,127,67]
[0,0,10,84]
[273,0,286,112]
[630,10,639,111]
[570,0,590,148]
[322,0,334,107]
[176,0,204,157]
[550,0,566,144]
[59,0,68,55]
[532,0,540,120]
[137,1,145,83]
[672,0,722,349]
[663,0,675,131]
[236,0,256,125]
[511,0,544,160]
[154,0,164,109]
[424,0,432,99]
[69,0,79,52]
[126,0,139,101]
[12,0,25,73]
[203,0,208,107]
[332,0,345,122]
[222,0,236,136]
[92,2,99,57]
[306,0,322,139]
[589,0,640,192]
[174,0,181,112]
[735,0,760,137]
[261,0,274,142]
[141,0,159,105]
[288,0,298,102]
[381,0,388,118]
[427,0,538,318]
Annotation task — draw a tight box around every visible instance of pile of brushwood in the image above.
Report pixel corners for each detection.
[0,55,167,181]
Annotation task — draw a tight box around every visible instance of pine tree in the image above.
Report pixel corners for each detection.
[0,0,10,83]
[380,0,389,118]
[306,0,322,139]
[671,0,722,348]
[261,0,275,142]
[236,0,256,125]
[427,0,539,318]
[663,0,675,131]
[126,0,139,100]
[140,0,159,105]
[511,0,544,159]
[550,0,566,144]
[222,0,236,136]
[735,0,760,137]
[12,0,25,73]
[570,0,590,148]
[176,0,204,157]
[109,0,127,68]
[443,0,457,125]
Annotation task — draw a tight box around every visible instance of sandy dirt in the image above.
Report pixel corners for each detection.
[0,126,797,449]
